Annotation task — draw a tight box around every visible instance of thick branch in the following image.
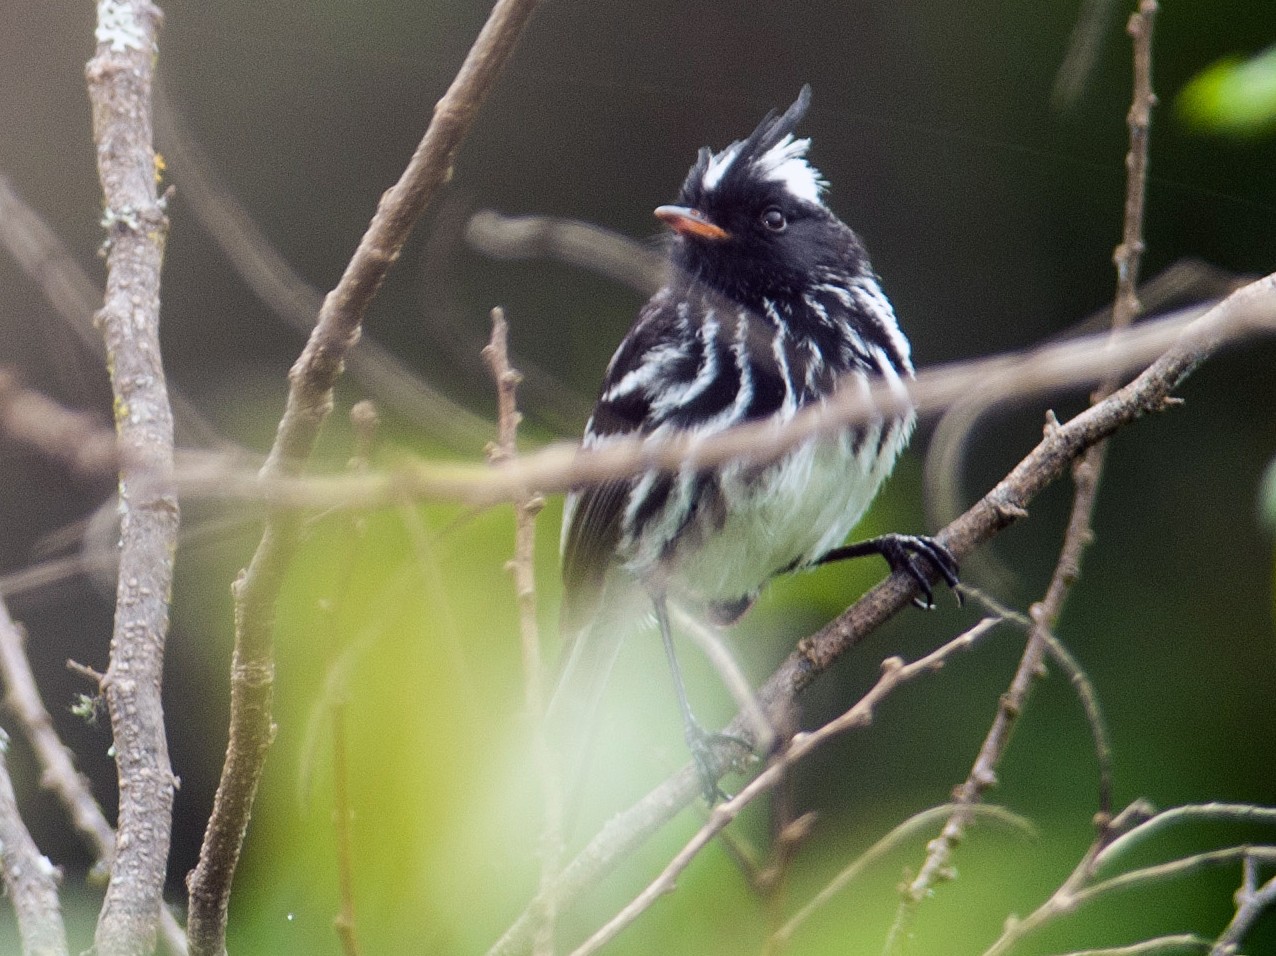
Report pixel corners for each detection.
[183,1,543,953]
[85,1,180,953]
[486,273,1276,956]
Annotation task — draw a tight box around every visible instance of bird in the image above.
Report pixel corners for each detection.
[554,86,958,800]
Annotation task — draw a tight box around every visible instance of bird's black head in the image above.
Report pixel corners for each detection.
[657,86,868,309]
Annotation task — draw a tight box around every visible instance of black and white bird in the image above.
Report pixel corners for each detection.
[556,86,957,797]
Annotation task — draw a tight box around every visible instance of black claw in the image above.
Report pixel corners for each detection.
[873,534,961,609]
[809,533,961,607]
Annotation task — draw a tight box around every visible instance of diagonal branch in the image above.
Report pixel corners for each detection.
[0,598,189,955]
[85,1,181,952]
[182,1,544,953]
[485,271,1276,956]
[0,731,68,956]
[565,620,1002,956]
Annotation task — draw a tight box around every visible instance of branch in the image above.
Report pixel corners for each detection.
[1045,938,1211,956]
[0,599,115,866]
[0,173,226,449]
[896,0,1159,923]
[173,281,1276,513]
[981,844,1276,956]
[772,802,1035,949]
[1211,856,1276,955]
[182,0,544,952]
[486,270,1276,956]
[565,620,1001,956]
[0,370,117,477]
[483,307,561,956]
[0,728,67,956]
[85,1,181,952]
[0,602,187,953]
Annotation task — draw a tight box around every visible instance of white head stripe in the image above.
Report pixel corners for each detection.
[698,135,827,206]
[701,144,741,190]
[757,135,826,204]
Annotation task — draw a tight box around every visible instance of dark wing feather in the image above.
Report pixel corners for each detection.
[559,480,629,637]
[558,289,686,635]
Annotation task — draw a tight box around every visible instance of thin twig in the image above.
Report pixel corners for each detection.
[484,307,561,956]
[0,727,68,956]
[1211,858,1276,955]
[85,1,182,952]
[981,845,1276,956]
[466,210,666,296]
[772,802,1034,949]
[2,606,187,951]
[564,620,1001,956]
[485,267,1276,956]
[1044,936,1212,956]
[331,704,360,956]
[330,401,378,956]
[0,592,115,864]
[152,88,492,453]
[182,0,543,951]
[0,172,227,449]
[1094,803,1276,874]
[893,4,1160,933]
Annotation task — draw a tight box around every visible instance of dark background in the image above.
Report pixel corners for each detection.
[1,1,1273,953]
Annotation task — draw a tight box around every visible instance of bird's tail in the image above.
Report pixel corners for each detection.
[545,577,648,821]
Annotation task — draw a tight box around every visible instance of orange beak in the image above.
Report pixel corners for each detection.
[654,205,729,241]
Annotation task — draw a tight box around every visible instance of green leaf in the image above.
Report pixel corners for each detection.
[1178,45,1276,137]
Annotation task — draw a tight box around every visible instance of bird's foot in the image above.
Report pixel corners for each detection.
[685,720,750,804]
[871,533,961,609]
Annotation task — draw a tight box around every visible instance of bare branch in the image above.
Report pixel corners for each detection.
[0,599,114,866]
[774,802,1034,949]
[564,620,1000,956]
[0,370,117,477]
[1211,857,1276,955]
[183,0,545,952]
[896,2,1160,927]
[486,269,1276,956]
[483,307,561,956]
[1094,803,1276,874]
[466,210,666,296]
[174,280,1276,513]
[0,172,228,451]
[1044,937,1211,956]
[85,0,181,951]
[982,845,1276,956]
[2,607,186,954]
[0,727,67,956]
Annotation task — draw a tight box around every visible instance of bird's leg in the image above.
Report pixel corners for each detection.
[651,591,743,803]
[813,533,961,609]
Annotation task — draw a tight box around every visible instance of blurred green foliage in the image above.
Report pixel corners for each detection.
[1,1,1275,954]
[1179,45,1276,136]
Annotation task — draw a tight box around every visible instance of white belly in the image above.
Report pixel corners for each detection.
[634,414,914,606]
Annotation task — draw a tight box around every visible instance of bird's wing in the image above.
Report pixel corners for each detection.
[557,290,680,636]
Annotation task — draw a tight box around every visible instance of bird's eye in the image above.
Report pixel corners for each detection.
[761,208,787,232]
